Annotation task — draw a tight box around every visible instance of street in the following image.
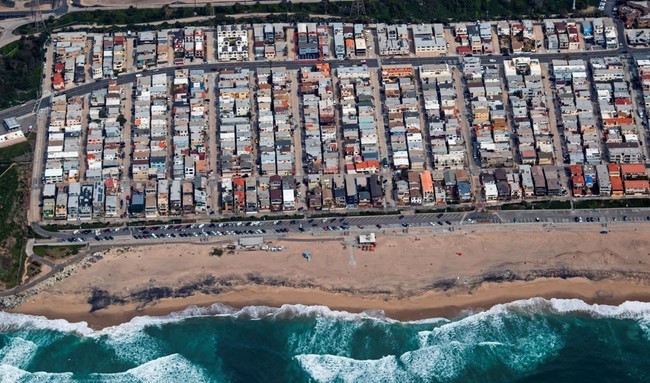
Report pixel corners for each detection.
[41,207,650,246]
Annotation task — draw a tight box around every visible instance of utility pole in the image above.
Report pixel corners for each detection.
[350,0,366,18]
[31,0,46,31]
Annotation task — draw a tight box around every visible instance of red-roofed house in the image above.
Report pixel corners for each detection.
[572,175,585,197]
[456,46,472,56]
[355,160,379,174]
[621,163,647,179]
[624,179,650,195]
[52,72,65,91]
[608,164,621,177]
[611,176,624,196]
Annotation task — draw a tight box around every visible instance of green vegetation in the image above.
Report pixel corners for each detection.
[310,210,400,219]
[0,40,21,58]
[211,214,306,223]
[363,0,600,22]
[16,0,599,36]
[127,219,182,227]
[20,2,339,34]
[33,244,85,259]
[0,144,31,289]
[500,200,572,210]
[24,261,42,279]
[0,141,30,163]
[0,35,45,109]
[210,248,224,257]
[415,206,474,214]
[574,198,650,209]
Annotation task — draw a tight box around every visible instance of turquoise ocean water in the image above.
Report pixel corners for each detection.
[1,298,650,382]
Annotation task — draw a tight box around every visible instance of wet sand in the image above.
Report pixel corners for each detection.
[11,224,650,329]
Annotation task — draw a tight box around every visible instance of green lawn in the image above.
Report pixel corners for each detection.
[0,40,20,58]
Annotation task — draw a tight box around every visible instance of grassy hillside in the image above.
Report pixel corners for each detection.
[17,0,600,34]
[0,35,45,109]
[0,141,32,289]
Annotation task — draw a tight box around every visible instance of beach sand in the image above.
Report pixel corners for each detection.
[12,224,650,328]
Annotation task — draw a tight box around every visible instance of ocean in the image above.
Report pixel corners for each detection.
[1,298,650,382]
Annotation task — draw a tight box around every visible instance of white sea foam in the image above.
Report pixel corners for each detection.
[478,341,505,347]
[402,342,470,382]
[0,364,75,383]
[0,363,30,383]
[298,329,563,383]
[221,304,388,322]
[638,320,650,341]
[288,315,371,356]
[124,353,211,383]
[0,354,212,383]
[0,337,38,369]
[467,297,650,321]
[419,299,566,373]
[545,298,650,319]
[3,298,650,339]
[298,299,590,383]
[296,354,410,383]
[404,317,450,325]
[0,311,92,336]
[297,343,480,383]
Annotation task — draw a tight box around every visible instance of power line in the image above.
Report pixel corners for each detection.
[31,0,46,31]
[350,0,366,18]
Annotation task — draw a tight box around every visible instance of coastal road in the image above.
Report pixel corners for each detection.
[41,207,650,246]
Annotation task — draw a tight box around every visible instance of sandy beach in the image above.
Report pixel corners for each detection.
[11,224,650,328]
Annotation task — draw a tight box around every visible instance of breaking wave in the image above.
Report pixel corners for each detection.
[2,298,650,382]
[0,354,210,383]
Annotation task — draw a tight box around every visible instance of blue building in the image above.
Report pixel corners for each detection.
[582,21,593,40]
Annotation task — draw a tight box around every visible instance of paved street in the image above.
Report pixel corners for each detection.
[4,17,650,249]
[40,206,650,247]
[3,38,649,124]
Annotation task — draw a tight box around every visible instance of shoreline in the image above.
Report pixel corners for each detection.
[11,276,650,329]
[8,226,650,329]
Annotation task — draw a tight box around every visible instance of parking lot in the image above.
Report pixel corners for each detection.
[53,207,650,245]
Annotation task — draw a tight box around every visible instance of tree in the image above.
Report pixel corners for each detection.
[204,3,213,16]
[162,4,174,19]
[232,2,245,13]
[320,0,329,13]
[117,114,127,126]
